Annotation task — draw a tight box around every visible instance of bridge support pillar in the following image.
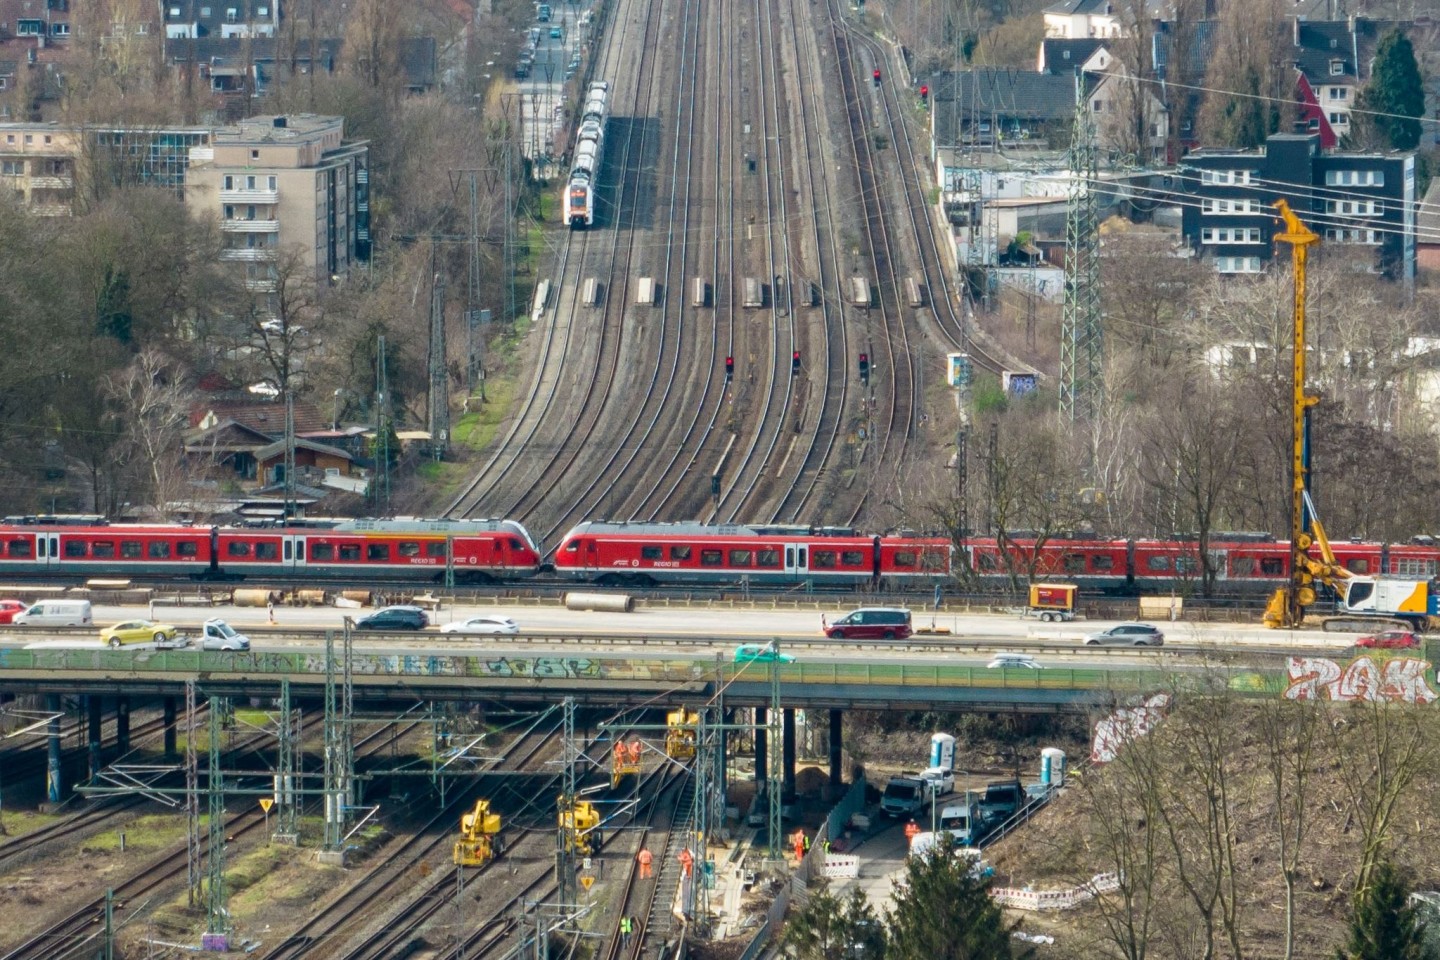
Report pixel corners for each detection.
[87,695,103,782]
[828,709,843,794]
[754,707,766,785]
[164,695,177,756]
[782,708,796,802]
[116,697,131,754]
[46,694,62,805]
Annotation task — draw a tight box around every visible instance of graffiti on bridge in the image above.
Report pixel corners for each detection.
[1283,656,1436,704]
[480,657,604,679]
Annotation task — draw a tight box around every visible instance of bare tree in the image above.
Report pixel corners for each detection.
[105,349,200,516]
[1256,698,1324,960]
[1196,0,1294,148]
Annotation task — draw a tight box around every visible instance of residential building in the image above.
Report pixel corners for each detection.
[931,69,1082,156]
[1037,38,1111,75]
[0,0,72,50]
[1415,179,1440,278]
[0,121,77,213]
[1043,0,1123,39]
[183,113,371,285]
[1178,132,1416,280]
[165,35,438,101]
[162,0,277,40]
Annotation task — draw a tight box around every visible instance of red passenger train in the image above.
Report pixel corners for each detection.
[552,522,953,586]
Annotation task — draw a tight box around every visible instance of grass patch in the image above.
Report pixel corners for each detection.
[233,709,271,728]
[0,809,62,842]
[452,378,518,452]
[81,813,191,853]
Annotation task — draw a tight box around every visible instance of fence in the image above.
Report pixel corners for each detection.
[989,872,1120,911]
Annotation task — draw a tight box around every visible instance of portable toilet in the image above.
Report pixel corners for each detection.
[1040,747,1067,788]
[930,733,955,773]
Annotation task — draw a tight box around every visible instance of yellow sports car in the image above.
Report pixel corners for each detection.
[100,620,181,648]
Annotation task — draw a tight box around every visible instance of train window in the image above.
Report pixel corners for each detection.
[149,542,172,559]
[841,550,865,566]
[1064,553,1085,573]
[338,544,361,561]
[177,541,198,557]
[756,549,780,567]
[1146,555,1171,572]
[1345,558,1370,574]
[670,546,692,561]
[255,542,277,560]
[227,542,252,558]
[367,544,389,561]
[509,538,522,550]
[427,542,447,558]
[1392,558,1435,576]
[311,544,335,561]
[893,551,917,568]
[1092,555,1114,571]
[978,553,997,572]
[642,546,664,560]
[92,541,115,558]
[1232,557,1255,576]
[121,541,142,558]
[7,539,30,557]
[1261,558,1284,575]
[1175,556,1198,574]
[700,549,723,566]
[64,541,87,557]
[813,551,837,568]
[922,551,947,571]
[729,550,752,566]
[563,540,579,552]
[398,541,420,557]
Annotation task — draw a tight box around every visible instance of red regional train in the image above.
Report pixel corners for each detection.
[0,517,543,583]
[552,521,953,586]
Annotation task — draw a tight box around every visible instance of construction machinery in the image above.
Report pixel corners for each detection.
[452,799,502,867]
[664,709,699,760]
[611,737,643,787]
[559,798,601,855]
[1263,201,1435,633]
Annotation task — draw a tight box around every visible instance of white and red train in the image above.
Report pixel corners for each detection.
[2,515,1437,594]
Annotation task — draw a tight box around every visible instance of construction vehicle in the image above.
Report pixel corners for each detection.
[1263,201,1434,634]
[664,709,699,760]
[452,799,503,867]
[559,798,601,855]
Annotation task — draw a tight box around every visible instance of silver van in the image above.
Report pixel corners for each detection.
[14,599,93,626]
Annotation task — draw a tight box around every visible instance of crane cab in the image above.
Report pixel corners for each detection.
[452,799,503,866]
[665,709,700,760]
[559,799,602,855]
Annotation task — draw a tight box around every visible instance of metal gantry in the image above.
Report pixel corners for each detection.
[1059,71,1103,425]
[205,696,229,937]
[274,678,299,841]
[185,680,201,907]
[555,696,578,912]
[767,648,783,862]
[427,268,449,458]
[323,626,356,852]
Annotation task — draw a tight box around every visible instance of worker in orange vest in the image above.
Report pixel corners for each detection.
[630,740,644,763]
[904,820,920,842]
[637,847,653,879]
[792,830,806,860]
[678,848,694,877]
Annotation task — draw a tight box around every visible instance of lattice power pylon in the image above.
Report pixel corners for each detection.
[1059,72,1103,424]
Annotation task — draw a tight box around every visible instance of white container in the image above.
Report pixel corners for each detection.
[930,733,955,772]
[1041,747,1067,787]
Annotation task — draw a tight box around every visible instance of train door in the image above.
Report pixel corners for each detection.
[36,532,59,570]
[583,538,600,576]
[282,535,308,571]
[784,543,809,577]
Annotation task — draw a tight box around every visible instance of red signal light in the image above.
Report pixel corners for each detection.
[792,351,802,371]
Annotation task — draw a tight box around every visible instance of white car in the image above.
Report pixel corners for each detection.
[919,766,955,797]
[987,653,1042,669]
[200,619,251,651]
[440,615,520,636]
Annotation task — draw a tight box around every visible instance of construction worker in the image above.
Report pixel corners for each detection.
[791,830,806,861]
[620,916,633,944]
[637,847,653,879]
[630,740,644,763]
[904,819,920,842]
[803,833,811,853]
[823,838,832,855]
[678,848,694,877]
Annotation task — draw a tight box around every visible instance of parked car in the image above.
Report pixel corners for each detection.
[100,620,183,648]
[986,653,1041,669]
[441,615,520,636]
[0,599,26,624]
[1085,623,1164,646]
[824,607,912,640]
[199,619,251,651]
[734,642,794,664]
[355,606,430,631]
[1355,630,1420,649]
[918,766,955,797]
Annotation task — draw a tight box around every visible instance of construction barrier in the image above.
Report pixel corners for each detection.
[990,872,1120,911]
[820,854,859,879]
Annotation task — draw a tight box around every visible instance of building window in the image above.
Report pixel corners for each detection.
[1326,169,1384,186]
[258,4,269,14]
[1330,60,1344,75]
[226,7,238,21]
[267,175,277,190]
[223,204,235,218]
[136,22,148,34]
[1216,256,1262,274]
[245,175,256,189]
[17,20,43,35]
[1092,99,1104,112]
[51,22,69,35]
[223,174,234,189]
[0,78,7,90]
[1324,228,1380,245]
[1328,87,1348,100]
[201,6,211,16]
[1308,118,1320,130]
[1327,199,1381,216]
[23,135,32,145]
[1,161,23,176]
[169,5,180,15]
[250,149,260,159]
[43,135,51,144]
[1329,112,1348,125]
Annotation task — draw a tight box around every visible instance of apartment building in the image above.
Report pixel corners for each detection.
[0,121,76,213]
[184,114,369,287]
[1178,132,1416,280]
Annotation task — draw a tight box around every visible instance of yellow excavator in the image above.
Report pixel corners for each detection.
[452,799,503,867]
[1263,202,1434,632]
[559,799,601,855]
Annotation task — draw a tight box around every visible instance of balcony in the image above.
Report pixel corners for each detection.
[220,248,278,262]
[220,187,279,204]
[222,218,280,233]
[29,175,73,189]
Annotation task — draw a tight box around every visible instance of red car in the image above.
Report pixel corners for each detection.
[1355,630,1420,649]
[0,599,25,624]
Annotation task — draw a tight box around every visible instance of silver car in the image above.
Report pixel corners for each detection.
[200,619,251,651]
[1085,623,1164,646]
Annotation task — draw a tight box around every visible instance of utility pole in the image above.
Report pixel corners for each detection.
[373,335,391,512]
[205,697,230,945]
[185,680,200,907]
[1059,71,1102,426]
[427,268,449,460]
[283,390,296,518]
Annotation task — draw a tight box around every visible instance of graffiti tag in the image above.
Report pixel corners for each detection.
[480,657,602,679]
[1090,693,1171,763]
[1283,656,1436,704]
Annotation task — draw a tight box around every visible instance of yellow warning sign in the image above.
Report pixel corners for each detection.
[580,875,595,890]
[259,798,274,812]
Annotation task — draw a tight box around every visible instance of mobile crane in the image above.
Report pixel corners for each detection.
[452,799,503,866]
[1263,201,1434,632]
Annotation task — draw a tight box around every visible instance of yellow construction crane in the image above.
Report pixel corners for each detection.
[452,799,503,867]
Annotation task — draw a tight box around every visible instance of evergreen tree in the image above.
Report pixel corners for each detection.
[785,886,887,960]
[1362,28,1424,151]
[887,840,1025,960]
[1337,859,1435,960]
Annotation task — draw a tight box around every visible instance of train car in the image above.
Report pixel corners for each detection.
[850,277,872,307]
[566,82,609,228]
[552,522,951,586]
[743,278,764,308]
[904,277,925,308]
[0,517,214,578]
[968,536,1130,592]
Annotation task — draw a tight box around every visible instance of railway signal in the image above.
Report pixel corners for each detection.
[725,355,734,380]
[872,69,881,87]
[859,352,870,385]
[792,350,802,372]
[919,84,928,107]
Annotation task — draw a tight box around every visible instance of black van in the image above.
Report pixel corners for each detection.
[824,607,912,640]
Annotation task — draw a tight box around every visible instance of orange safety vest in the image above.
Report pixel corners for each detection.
[637,849,652,865]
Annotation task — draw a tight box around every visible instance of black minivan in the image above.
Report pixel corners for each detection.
[824,607,912,640]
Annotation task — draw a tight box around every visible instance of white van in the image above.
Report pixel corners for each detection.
[14,599,93,626]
